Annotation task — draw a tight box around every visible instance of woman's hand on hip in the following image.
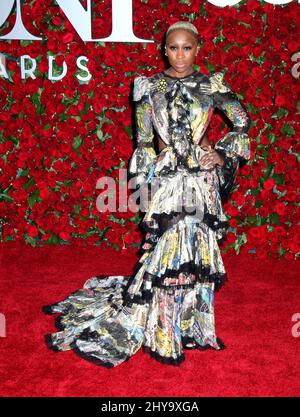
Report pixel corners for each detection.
[200,146,225,169]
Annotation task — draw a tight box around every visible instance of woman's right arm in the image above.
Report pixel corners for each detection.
[128,76,157,212]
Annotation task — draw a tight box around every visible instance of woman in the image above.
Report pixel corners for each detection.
[43,21,251,367]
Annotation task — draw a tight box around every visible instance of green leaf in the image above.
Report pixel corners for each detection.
[269,212,279,225]
[96,129,104,141]
[0,193,15,202]
[20,40,34,47]
[28,190,40,209]
[261,13,267,24]
[234,0,248,7]
[58,113,67,122]
[206,63,215,73]
[199,1,207,16]
[234,233,247,254]
[16,168,28,178]
[124,125,132,137]
[263,165,272,179]
[247,103,258,114]
[47,233,60,244]
[280,123,295,136]
[238,21,252,29]
[22,177,36,190]
[273,174,284,185]
[254,200,263,208]
[129,213,141,225]
[182,13,198,22]
[246,215,259,225]
[276,107,289,119]
[273,185,287,198]
[72,135,83,150]
[268,133,277,144]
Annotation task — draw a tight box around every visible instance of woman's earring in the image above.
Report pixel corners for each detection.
[165,47,167,56]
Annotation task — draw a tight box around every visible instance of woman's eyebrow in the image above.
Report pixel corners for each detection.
[168,42,193,46]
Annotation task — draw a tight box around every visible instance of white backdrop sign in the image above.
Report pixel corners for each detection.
[0,0,297,43]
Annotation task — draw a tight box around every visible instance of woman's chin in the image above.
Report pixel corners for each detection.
[170,66,193,76]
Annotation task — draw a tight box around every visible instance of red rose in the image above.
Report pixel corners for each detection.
[249,227,261,239]
[245,205,256,217]
[285,190,297,202]
[52,16,63,26]
[241,164,251,176]
[39,186,50,200]
[59,231,71,240]
[226,205,239,217]
[226,232,236,244]
[26,224,39,237]
[275,95,286,106]
[275,202,286,216]
[229,219,238,228]
[273,227,285,237]
[62,33,74,43]
[105,229,122,246]
[263,179,275,191]
[260,136,269,146]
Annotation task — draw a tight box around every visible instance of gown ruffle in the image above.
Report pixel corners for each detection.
[44,158,227,367]
[43,70,251,367]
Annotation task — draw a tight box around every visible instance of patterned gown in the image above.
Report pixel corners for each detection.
[43,70,251,367]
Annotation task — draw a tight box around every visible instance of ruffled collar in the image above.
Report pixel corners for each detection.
[161,70,199,80]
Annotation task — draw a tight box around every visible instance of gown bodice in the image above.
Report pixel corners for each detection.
[129,69,251,202]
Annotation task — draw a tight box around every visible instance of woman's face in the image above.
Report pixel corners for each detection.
[165,29,198,77]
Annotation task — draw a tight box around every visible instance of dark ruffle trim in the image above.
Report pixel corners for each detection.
[122,261,228,308]
[146,261,227,288]
[142,345,185,366]
[44,328,131,368]
[142,336,226,366]
[140,209,228,236]
[203,212,229,231]
[154,160,217,178]
[182,336,226,351]
[45,331,225,369]
[125,258,227,286]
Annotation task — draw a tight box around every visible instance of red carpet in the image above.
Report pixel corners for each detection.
[0,241,299,397]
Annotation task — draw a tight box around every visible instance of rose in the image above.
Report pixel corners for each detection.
[263,179,275,191]
[275,95,286,106]
[26,224,39,237]
[62,33,74,43]
[0,1,297,258]
[275,202,286,216]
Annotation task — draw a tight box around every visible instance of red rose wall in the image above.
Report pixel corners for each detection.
[0,0,299,261]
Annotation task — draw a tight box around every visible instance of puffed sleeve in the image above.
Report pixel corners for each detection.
[210,72,251,202]
[128,76,157,187]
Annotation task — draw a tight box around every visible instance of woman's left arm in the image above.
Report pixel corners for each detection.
[203,72,251,202]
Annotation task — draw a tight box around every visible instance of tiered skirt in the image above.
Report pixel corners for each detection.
[44,148,228,366]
